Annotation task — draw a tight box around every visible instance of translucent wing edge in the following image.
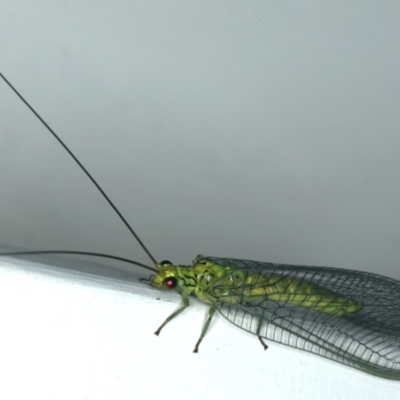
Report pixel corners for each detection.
[216,302,400,381]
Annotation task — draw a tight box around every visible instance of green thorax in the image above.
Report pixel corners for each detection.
[150,255,228,304]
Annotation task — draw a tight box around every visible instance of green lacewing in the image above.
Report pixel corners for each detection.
[1,72,399,380]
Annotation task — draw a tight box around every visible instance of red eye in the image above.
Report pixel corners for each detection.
[164,277,178,289]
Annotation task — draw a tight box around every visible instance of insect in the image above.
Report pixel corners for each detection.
[1,72,400,380]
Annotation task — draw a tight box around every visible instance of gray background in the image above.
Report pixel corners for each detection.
[1,0,399,279]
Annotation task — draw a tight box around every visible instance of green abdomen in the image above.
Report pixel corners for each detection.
[216,269,362,316]
[248,273,361,316]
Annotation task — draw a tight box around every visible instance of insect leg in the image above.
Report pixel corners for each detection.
[154,294,190,336]
[256,307,268,350]
[257,332,269,350]
[193,305,216,353]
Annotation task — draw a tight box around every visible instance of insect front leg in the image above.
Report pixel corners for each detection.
[193,305,216,353]
[154,294,190,336]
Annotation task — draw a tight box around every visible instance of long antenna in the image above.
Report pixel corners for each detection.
[0,72,158,267]
[0,250,157,273]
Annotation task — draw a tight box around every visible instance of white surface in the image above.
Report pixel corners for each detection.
[0,255,398,400]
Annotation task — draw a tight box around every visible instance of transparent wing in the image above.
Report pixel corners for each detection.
[205,257,400,380]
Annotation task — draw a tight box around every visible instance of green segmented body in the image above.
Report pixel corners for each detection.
[152,255,362,315]
[151,255,400,380]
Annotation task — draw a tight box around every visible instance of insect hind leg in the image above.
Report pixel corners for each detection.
[257,335,269,351]
[256,316,269,350]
